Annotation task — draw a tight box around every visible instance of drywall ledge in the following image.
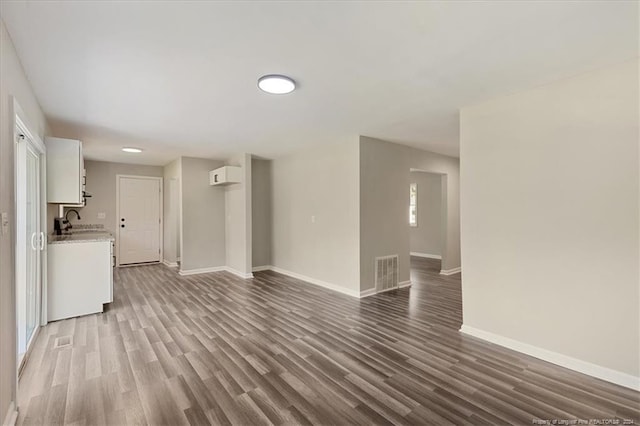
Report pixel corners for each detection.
[460,325,640,391]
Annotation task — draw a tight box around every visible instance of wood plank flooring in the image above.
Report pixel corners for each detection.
[18,257,640,425]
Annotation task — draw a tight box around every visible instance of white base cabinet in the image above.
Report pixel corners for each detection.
[47,240,113,321]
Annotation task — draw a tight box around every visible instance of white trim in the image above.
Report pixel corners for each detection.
[268,266,361,298]
[13,99,47,414]
[2,401,17,426]
[399,280,412,288]
[360,280,412,298]
[225,267,254,279]
[359,288,377,298]
[162,260,178,268]
[178,266,226,276]
[178,266,254,278]
[460,325,640,391]
[115,175,163,267]
[410,252,441,260]
[440,267,461,275]
[252,265,271,272]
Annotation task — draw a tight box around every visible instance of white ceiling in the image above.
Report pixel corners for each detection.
[1,1,637,165]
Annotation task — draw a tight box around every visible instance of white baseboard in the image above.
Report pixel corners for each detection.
[179,265,254,279]
[440,267,461,275]
[359,288,377,298]
[162,260,178,268]
[178,266,226,276]
[252,265,272,272]
[225,267,254,279]
[399,280,412,288]
[360,280,412,298]
[460,325,640,391]
[410,252,442,260]
[3,401,17,426]
[267,266,361,298]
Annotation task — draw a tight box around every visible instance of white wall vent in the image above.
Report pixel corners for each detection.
[375,255,399,291]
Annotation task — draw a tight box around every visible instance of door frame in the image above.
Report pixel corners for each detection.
[115,175,163,267]
[409,168,448,270]
[13,98,47,379]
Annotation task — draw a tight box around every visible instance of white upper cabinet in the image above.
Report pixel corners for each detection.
[46,137,84,204]
[209,166,242,185]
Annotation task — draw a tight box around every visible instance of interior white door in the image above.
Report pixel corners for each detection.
[118,176,161,265]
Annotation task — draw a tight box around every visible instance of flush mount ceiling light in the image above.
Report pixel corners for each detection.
[122,147,142,153]
[258,74,296,94]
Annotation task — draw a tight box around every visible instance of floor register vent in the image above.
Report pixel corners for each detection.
[375,255,399,291]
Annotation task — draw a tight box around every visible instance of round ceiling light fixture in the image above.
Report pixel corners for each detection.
[122,147,142,153]
[258,74,296,94]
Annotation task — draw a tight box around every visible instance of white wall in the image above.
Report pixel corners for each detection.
[271,140,360,294]
[163,158,181,264]
[0,18,49,423]
[359,136,460,291]
[224,154,252,276]
[409,172,442,257]
[252,158,272,268]
[179,157,226,272]
[460,60,639,386]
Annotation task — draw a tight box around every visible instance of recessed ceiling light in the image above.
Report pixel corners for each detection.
[122,147,142,153]
[258,74,296,94]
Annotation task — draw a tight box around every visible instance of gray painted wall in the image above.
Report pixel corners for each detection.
[460,60,639,378]
[180,157,226,271]
[252,159,272,267]
[163,159,181,264]
[271,140,360,292]
[0,19,49,420]
[359,136,460,290]
[63,160,163,235]
[409,172,442,257]
[225,154,252,275]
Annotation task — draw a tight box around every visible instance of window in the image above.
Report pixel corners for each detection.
[409,183,417,227]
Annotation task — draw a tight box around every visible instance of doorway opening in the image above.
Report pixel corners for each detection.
[409,171,445,275]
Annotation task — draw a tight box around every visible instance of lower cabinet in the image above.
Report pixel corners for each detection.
[47,240,113,322]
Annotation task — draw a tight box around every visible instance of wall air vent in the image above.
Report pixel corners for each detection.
[375,255,399,292]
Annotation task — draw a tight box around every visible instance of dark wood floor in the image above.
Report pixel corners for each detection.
[18,257,640,425]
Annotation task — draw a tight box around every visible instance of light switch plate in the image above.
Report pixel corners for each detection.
[1,212,9,235]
